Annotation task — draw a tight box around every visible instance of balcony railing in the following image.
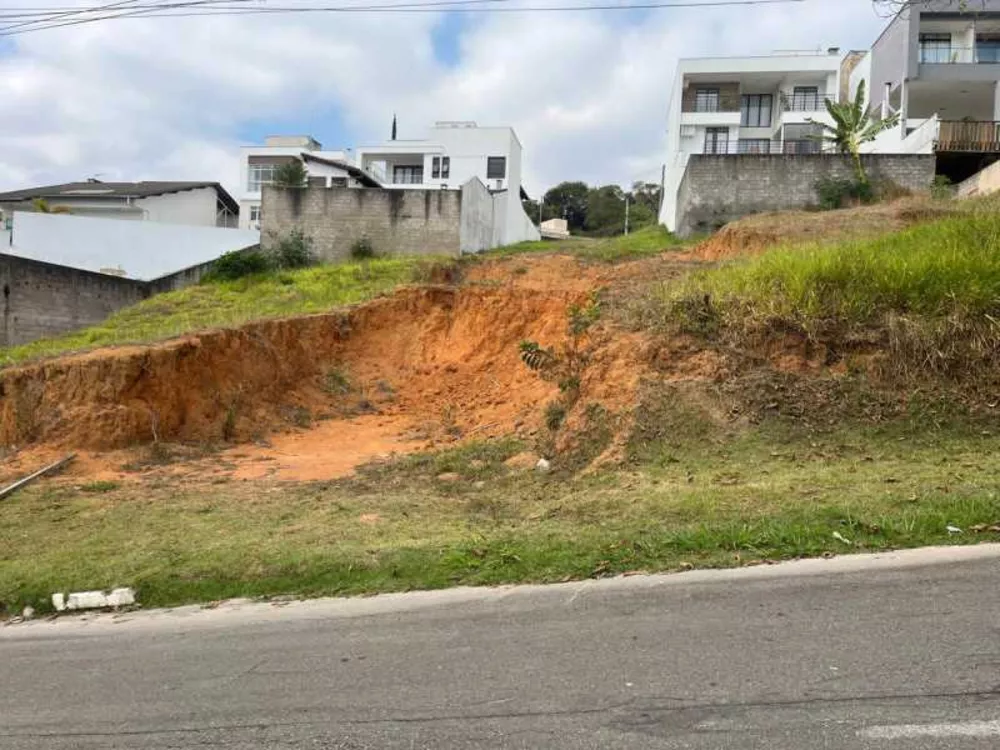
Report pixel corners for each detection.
[701,140,831,155]
[919,45,1000,64]
[937,120,1000,152]
[682,94,742,114]
[779,92,834,112]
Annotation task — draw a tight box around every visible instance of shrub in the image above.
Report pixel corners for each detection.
[350,236,377,260]
[270,229,315,269]
[815,177,875,211]
[204,249,272,282]
[931,175,954,200]
[272,161,308,188]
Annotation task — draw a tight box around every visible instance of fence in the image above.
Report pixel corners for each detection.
[937,120,1000,152]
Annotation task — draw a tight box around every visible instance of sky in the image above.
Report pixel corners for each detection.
[0,0,892,199]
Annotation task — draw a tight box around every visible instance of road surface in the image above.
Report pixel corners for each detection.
[2,545,1000,749]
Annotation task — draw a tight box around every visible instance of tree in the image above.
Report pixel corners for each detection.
[629,181,662,216]
[542,181,589,232]
[873,1,983,16]
[272,160,308,189]
[585,185,626,234]
[807,80,899,184]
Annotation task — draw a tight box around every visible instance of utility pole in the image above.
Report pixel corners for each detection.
[624,195,630,236]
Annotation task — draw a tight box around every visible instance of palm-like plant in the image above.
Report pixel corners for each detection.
[807,80,900,184]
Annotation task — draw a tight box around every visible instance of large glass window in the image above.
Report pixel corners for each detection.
[920,33,953,63]
[694,88,721,113]
[247,163,278,192]
[393,165,424,184]
[740,94,773,127]
[432,156,452,179]
[704,127,730,154]
[978,34,1000,63]
[790,87,820,111]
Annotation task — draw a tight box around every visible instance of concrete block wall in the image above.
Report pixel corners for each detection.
[262,186,462,259]
[0,254,148,347]
[676,154,936,236]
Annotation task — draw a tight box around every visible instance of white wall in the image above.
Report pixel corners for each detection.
[459,177,540,253]
[135,187,219,227]
[11,212,260,280]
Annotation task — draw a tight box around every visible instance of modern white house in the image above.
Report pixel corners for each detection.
[658,49,844,231]
[0,180,240,229]
[850,0,1000,181]
[236,135,381,231]
[355,121,539,246]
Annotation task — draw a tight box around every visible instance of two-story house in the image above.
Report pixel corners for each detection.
[659,50,843,231]
[237,135,380,231]
[850,0,1000,181]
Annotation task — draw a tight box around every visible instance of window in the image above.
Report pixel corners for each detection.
[740,94,773,127]
[920,33,952,63]
[790,86,820,111]
[392,165,423,184]
[330,177,348,187]
[704,127,729,154]
[487,156,506,179]
[249,205,261,228]
[694,88,721,113]
[432,156,451,179]
[977,34,1000,63]
[247,163,279,192]
[738,139,771,154]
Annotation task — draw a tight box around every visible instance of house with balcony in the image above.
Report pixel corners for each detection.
[355,121,539,245]
[851,0,1000,180]
[658,50,843,231]
[237,135,380,231]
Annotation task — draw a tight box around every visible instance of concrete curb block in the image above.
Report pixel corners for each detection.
[52,588,136,612]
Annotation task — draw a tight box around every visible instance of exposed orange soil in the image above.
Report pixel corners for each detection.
[1,254,668,483]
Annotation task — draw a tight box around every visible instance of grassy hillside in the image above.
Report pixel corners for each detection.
[664,209,1000,332]
[1,258,443,367]
[492,225,683,262]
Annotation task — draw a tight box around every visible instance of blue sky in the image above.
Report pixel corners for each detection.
[0,0,888,196]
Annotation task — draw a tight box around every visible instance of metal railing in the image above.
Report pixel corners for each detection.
[682,94,742,114]
[919,45,1000,64]
[779,92,834,112]
[700,140,830,155]
[937,120,1000,152]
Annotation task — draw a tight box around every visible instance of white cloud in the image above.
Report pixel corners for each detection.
[0,0,887,197]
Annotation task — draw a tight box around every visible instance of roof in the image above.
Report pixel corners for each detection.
[0,181,240,214]
[300,153,383,188]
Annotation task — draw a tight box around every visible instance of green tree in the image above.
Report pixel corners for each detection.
[272,160,308,189]
[629,181,661,215]
[542,181,589,232]
[585,185,626,235]
[807,79,899,184]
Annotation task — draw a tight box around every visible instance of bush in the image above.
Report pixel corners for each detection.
[815,177,875,210]
[350,236,377,260]
[931,175,954,200]
[272,161,308,188]
[204,249,272,282]
[271,229,315,269]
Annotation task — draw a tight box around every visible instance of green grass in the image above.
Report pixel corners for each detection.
[667,209,1000,331]
[3,423,999,615]
[0,258,447,367]
[488,225,684,262]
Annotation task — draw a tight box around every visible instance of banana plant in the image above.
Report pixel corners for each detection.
[807,80,900,184]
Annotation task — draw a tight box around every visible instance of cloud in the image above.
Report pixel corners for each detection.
[0,0,887,197]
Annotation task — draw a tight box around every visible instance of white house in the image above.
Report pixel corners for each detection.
[659,50,844,231]
[355,121,539,245]
[237,135,381,230]
[850,0,1000,182]
[0,180,240,229]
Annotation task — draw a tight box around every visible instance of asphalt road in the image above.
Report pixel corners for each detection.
[2,546,1000,749]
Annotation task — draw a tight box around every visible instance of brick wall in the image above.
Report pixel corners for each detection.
[0,254,148,347]
[262,186,462,260]
[676,154,936,236]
